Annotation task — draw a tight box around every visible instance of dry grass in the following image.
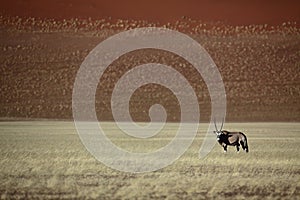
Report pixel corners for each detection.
[0,121,299,199]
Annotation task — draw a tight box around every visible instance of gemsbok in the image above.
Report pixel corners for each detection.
[214,120,249,153]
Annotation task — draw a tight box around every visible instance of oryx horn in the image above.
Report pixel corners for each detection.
[214,118,218,131]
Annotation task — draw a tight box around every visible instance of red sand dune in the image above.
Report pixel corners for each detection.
[0,1,299,122]
[1,0,300,25]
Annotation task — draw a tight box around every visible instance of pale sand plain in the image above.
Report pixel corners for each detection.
[0,122,299,199]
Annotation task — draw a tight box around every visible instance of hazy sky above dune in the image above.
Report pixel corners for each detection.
[1,0,300,25]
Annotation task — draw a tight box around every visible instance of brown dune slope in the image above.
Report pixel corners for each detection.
[0,17,299,122]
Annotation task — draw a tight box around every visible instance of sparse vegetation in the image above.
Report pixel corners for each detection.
[0,122,299,199]
[0,16,299,121]
[0,15,299,199]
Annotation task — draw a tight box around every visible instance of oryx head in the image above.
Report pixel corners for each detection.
[213,118,224,140]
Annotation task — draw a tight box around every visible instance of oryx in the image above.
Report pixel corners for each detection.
[213,120,249,153]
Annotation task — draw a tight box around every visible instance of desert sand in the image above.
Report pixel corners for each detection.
[0,16,299,122]
[0,1,300,199]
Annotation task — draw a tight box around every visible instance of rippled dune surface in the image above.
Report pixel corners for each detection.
[1,16,299,122]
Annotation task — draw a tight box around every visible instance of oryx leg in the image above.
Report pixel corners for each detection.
[236,144,240,153]
[222,144,227,153]
[240,141,246,151]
